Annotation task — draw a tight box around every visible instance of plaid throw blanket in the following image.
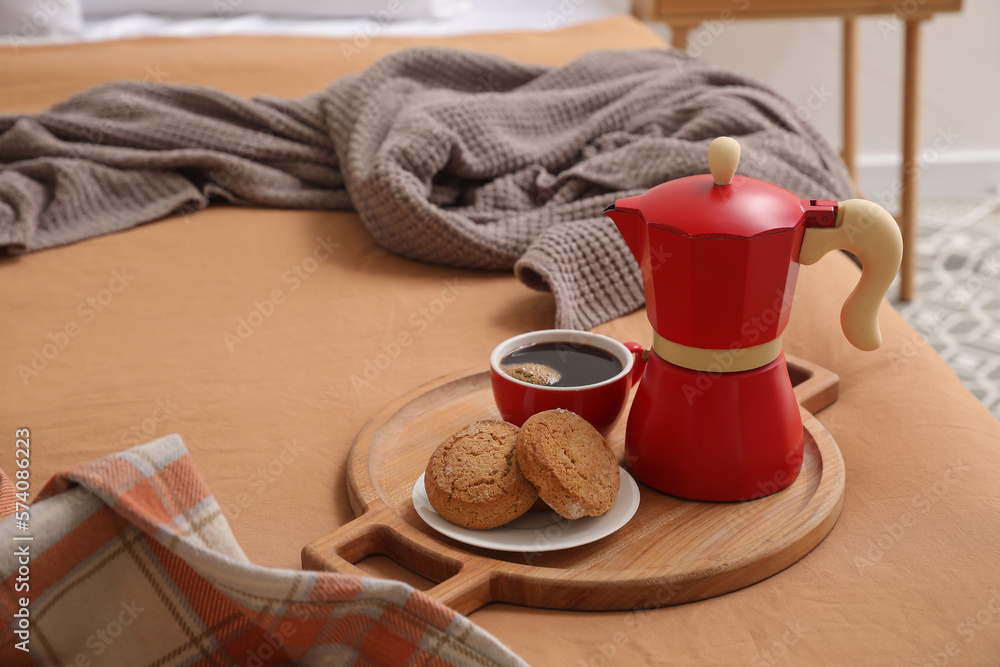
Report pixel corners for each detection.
[0,436,526,666]
[0,48,852,330]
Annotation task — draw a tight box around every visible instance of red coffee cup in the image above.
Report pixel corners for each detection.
[490,329,646,435]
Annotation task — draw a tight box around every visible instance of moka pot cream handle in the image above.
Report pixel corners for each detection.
[800,199,903,351]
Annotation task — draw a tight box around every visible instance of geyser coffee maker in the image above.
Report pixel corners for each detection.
[604,137,902,501]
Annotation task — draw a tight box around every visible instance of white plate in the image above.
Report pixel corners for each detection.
[412,467,640,552]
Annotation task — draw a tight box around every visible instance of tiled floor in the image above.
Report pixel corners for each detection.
[892,196,1000,420]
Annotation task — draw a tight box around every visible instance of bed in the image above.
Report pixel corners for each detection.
[2,15,999,665]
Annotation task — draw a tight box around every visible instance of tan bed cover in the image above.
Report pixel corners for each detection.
[2,17,998,665]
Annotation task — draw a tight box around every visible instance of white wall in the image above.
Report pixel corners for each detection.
[645,0,1000,201]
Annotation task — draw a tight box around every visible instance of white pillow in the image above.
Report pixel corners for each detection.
[80,0,462,20]
[0,0,83,38]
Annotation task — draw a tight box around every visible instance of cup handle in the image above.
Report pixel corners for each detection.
[624,342,647,387]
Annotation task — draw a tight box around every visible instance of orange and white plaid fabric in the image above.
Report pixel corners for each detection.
[0,435,527,666]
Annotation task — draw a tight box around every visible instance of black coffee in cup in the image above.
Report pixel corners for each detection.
[500,342,623,388]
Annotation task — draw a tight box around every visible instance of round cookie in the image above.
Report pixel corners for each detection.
[424,420,538,530]
[516,409,620,520]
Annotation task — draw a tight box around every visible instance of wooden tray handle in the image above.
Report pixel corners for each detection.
[302,502,497,615]
[787,354,839,415]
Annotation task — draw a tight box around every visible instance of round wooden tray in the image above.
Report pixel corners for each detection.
[303,355,844,614]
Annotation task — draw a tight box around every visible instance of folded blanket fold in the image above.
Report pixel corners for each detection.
[0,47,852,330]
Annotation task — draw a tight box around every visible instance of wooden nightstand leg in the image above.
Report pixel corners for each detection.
[842,18,859,193]
[670,23,696,50]
[631,0,654,21]
[899,18,924,302]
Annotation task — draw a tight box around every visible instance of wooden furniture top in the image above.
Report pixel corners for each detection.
[642,0,962,21]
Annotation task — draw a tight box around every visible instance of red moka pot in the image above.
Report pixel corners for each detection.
[604,137,902,501]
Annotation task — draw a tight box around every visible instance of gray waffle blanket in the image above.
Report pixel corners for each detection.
[0,48,852,329]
